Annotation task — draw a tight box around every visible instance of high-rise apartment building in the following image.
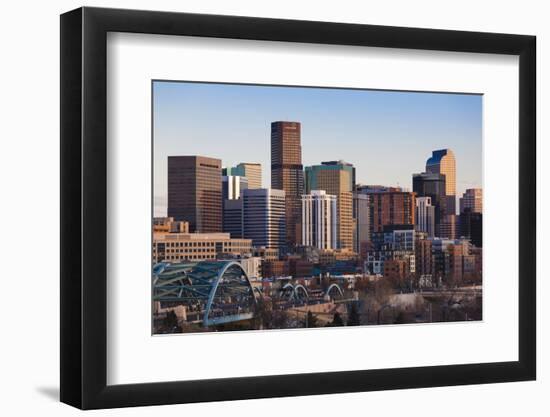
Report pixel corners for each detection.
[459,188,483,214]
[271,121,304,247]
[412,172,446,236]
[301,190,338,250]
[167,155,222,233]
[431,238,471,285]
[223,163,262,189]
[365,187,415,235]
[304,161,355,250]
[415,196,435,238]
[426,149,457,215]
[243,188,286,252]
[415,232,433,281]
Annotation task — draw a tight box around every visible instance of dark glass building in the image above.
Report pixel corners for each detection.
[459,209,483,248]
[223,199,243,238]
[167,155,222,233]
[271,121,304,248]
[412,172,446,237]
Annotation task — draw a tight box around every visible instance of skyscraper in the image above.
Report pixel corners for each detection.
[301,190,338,250]
[304,161,355,250]
[412,172,446,236]
[426,149,457,215]
[243,188,286,252]
[167,155,222,233]
[271,121,304,247]
[415,196,435,238]
[459,188,483,214]
[223,163,262,189]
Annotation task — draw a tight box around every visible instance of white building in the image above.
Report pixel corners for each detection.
[415,196,435,238]
[239,256,263,280]
[243,188,286,251]
[222,175,248,200]
[301,190,338,249]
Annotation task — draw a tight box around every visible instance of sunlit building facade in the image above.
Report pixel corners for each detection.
[223,163,262,189]
[426,149,457,215]
[153,232,252,263]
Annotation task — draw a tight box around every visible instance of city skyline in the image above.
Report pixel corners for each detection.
[152,81,483,334]
[153,81,482,217]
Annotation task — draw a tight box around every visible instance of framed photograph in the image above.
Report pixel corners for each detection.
[60,6,536,409]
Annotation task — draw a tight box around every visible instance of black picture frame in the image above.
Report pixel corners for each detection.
[60,6,536,410]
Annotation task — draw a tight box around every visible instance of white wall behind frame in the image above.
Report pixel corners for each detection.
[107,32,518,385]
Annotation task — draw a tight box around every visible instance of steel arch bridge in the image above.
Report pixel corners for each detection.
[153,261,258,327]
[278,282,344,301]
[325,283,345,299]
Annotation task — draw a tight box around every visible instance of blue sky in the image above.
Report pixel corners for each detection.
[153,81,482,217]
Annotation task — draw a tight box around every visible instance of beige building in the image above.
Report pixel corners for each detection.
[253,246,280,261]
[153,217,189,233]
[318,248,358,264]
[223,163,262,189]
[239,256,263,279]
[153,232,252,263]
[237,163,262,189]
[426,149,456,215]
[305,161,355,250]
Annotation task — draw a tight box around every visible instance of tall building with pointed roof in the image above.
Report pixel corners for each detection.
[426,149,457,215]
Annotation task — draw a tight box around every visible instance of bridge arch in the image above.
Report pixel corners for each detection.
[280,283,295,299]
[325,283,344,300]
[253,286,263,299]
[153,260,258,327]
[294,284,309,300]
